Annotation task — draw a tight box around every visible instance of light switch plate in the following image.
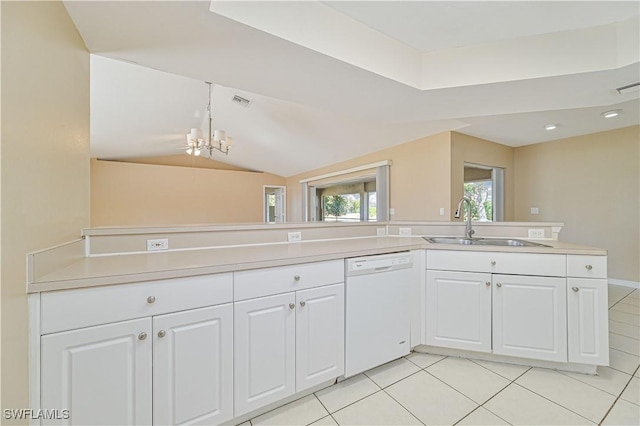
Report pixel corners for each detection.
[389,208,395,216]
[531,207,539,215]
[439,207,445,216]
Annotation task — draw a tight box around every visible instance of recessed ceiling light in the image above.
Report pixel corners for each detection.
[601,110,620,118]
[545,124,557,130]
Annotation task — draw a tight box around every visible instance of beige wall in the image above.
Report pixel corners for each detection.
[514,126,640,282]
[115,154,253,172]
[451,132,515,220]
[1,1,91,417]
[91,159,286,226]
[286,132,452,222]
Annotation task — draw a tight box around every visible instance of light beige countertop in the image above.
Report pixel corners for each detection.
[29,236,607,293]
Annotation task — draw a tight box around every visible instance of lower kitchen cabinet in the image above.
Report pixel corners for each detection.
[234,284,345,417]
[153,304,233,425]
[234,292,296,417]
[492,274,567,362]
[567,278,609,365]
[426,270,492,353]
[41,305,234,426]
[41,318,153,426]
[295,284,345,390]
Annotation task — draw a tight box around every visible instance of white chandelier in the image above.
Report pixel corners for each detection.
[186,82,233,157]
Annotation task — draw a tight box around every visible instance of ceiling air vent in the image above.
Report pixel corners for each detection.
[231,95,251,108]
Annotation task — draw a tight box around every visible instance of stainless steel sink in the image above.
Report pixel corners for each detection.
[423,236,550,248]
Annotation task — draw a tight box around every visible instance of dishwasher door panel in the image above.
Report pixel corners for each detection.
[345,268,411,377]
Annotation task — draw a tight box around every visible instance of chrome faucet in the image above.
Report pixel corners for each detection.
[455,197,475,239]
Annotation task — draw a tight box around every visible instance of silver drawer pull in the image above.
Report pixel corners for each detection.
[300,301,306,307]
[496,282,502,288]
[157,330,166,338]
[491,261,497,266]
[147,296,156,304]
[572,287,580,292]
[289,303,295,310]
[585,265,593,271]
[294,275,301,282]
[485,281,491,287]
[138,332,147,341]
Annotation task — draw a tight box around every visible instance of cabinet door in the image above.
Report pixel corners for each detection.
[567,278,609,365]
[41,318,152,425]
[234,293,296,417]
[153,304,233,425]
[296,283,345,391]
[426,270,492,353]
[493,274,567,362]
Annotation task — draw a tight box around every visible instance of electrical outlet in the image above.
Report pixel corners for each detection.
[376,228,386,236]
[528,229,545,238]
[399,227,412,236]
[147,238,169,251]
[439,207,445,216]
[531,207,539,215]
[287,232,302,242]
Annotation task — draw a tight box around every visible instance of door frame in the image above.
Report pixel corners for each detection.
[263,185,287,223]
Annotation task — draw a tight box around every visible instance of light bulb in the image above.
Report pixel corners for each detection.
[226,136,233,146]
[186,148,193,155]
[194,149,201,156]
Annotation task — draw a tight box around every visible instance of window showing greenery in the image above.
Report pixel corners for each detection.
[464,181,493,222]
[323,194,360,221]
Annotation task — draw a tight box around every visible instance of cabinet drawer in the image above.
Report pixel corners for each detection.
[426,250,566,277]
[567,255,607,278]
[41,273,233,334]
[234,260,344,301]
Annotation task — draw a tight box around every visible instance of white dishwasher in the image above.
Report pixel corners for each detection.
[345,251,413,377]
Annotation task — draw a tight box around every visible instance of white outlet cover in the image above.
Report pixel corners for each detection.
[287,232,302,242]
[531,207,539,215]
[399,227,412,236]
[528,229,545,238]
[147,238,169,251]
[439,207,445,216]
[376,228,386,236]
[389,208,395,215]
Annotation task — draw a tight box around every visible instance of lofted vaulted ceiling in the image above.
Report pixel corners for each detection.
[65,1,640,177]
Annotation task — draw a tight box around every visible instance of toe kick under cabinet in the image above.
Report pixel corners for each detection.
[425,250,609,366]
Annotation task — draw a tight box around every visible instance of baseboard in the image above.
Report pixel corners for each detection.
[609,278,640,289]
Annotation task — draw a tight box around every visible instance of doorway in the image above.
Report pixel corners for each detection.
[264,186,286,223]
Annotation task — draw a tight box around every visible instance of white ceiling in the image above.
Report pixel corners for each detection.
[65,1,640,177]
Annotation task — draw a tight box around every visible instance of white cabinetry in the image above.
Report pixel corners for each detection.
[234,293,296,416]
[426,250,574,364]
[233,262,344,418]
[567,255,609,365]
[41,318,153,426]
[39,274,234,426]
[492,274,567,362]
[153,304,233,425]
[425,270,492,353]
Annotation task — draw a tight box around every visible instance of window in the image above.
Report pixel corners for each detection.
[300,161,390,222]
[463,163,504,222]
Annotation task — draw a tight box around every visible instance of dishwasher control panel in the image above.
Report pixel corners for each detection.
[346,252,413,275]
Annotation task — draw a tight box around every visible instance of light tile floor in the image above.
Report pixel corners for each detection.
[242,285,640,425]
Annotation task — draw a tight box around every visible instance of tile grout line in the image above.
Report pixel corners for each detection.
[311,393,331,424]
[379,388,427,426]
[509,381,605,424]
[598,373,639,425]
[556,367,634,398]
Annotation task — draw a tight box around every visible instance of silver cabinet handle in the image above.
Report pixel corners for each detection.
[485,281,491,287]
[157,330,166,338]
[138,332,147,341]
[300,301,306,307]
[572,287,580,292]
[496,282,502,288]
[491,261,497,266]
[289,303,295,309]
[585,265,593,271]
[147,296,156,304]
[294,275,301,282]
